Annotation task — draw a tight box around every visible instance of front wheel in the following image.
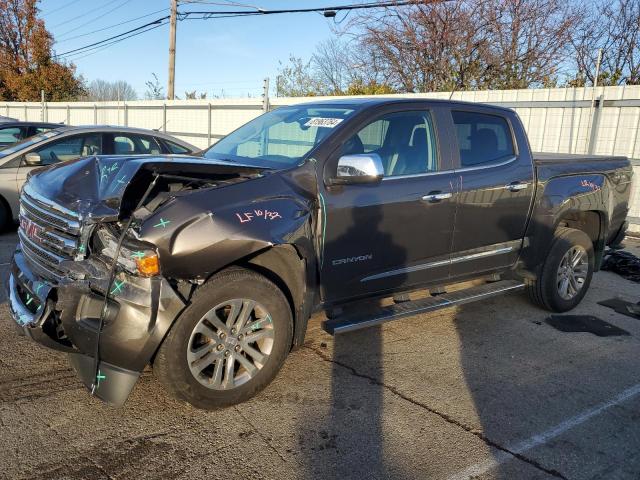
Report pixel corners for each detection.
[154,268,293,409]
[526,227,594,312]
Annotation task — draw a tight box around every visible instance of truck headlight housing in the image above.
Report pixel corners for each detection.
[94,227,160,277]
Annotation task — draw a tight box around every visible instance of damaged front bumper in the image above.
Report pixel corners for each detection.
[7,248,185,406]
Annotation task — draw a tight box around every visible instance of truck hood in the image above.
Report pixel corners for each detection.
[26,154,269,222]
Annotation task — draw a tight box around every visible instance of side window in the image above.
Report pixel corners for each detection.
[33,134,101,165]
[342,110,438,176]
[452,111,515,167]
[0,127,22,145]
[32,127,53,135]
[165,140,191,154]
[113,134,161,154]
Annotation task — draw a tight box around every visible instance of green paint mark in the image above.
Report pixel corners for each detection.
[34,282,43,294]
[131,251,145,259]
[25,294,33,306]
[78,245,85,253]
[96,370,106,388]
[110,279,125,295]
[154,218,171,228]
[318,192,327,268]
[37,305,42,312]
[116,175,126,184]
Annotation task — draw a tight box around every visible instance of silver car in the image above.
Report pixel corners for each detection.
[0,125,198,230]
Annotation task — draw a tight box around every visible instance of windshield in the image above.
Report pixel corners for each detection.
[203,105,355,168]
[0,129,63,156]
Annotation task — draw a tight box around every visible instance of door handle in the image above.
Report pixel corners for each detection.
[505,182,529,192]
[422,191,452,202]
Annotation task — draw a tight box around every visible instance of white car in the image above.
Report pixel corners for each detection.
[0,125,197,230]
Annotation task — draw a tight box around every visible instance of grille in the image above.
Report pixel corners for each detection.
[18,190,81,283]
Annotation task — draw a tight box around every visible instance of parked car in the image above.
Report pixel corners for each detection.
[0,121,63,148]
[0,115,18,123]
[0,125,198,230]
[7,99,632,409]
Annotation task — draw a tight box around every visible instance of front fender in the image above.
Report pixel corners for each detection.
[137,173,316,281]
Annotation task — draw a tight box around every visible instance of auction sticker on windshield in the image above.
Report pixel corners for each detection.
[305,117,343,128]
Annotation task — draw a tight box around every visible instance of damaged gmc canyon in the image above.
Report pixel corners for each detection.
[7,99,633,409]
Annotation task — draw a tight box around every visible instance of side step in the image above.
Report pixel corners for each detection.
[322,279,525,335]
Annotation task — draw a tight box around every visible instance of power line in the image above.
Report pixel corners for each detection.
[54,0,149,41]
[54,8,169,44]
[55,1,431,58]
[42,0,84,16]
[56,17,170,57]
[50,0,124,29]
[64,23,167,61]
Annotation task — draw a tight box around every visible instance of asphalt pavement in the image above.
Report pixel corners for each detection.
[1,229,639,480]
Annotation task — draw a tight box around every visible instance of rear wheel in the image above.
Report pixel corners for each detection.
[526,227,594,312]
[154,268,293,409]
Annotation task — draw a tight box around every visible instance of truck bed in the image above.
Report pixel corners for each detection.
[533,152,628,164]
[532,152,631,182]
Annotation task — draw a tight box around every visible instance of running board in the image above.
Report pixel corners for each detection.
[322,280,525,335]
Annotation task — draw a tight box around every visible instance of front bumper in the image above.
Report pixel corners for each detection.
[7,248,186,406]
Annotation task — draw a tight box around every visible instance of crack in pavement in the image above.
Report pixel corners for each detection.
[234,405,288,463]
[306,345,568,480]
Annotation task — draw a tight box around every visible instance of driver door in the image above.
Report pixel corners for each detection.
[319,107,458,302]
[16,133,102,193]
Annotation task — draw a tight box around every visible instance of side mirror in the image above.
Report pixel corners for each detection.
[332,153,384,184]
[24,152,42,166]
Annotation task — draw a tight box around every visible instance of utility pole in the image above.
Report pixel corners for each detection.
[167,0,177,100]
[585,48,603,154]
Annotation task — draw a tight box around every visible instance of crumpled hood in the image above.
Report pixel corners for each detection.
[26,154,268,222]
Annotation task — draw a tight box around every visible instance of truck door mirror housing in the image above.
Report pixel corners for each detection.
[332,153,384,184]
[24,152,42,166]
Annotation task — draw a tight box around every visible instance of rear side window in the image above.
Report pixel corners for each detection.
[113,134,162,154]
[0,127,22,145]
[452,111,514,167]
[165,140,191,154]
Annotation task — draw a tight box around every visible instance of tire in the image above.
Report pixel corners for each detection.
[526,227,594,312]
[0,201,11,233]
[154,267,293,409]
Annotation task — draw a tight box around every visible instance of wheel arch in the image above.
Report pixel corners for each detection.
[555,209,606,268]
[197,242,317,349]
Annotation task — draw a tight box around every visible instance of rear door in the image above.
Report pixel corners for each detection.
[448,108,534,278]
[319,105,458,302]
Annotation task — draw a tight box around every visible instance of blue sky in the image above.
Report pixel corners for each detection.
[39,0,344,98]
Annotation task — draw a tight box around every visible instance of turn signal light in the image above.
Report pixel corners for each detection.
[135,255,160,277]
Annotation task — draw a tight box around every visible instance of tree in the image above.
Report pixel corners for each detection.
[275,55,321,97]
[0,0,84,100]
[571,0,640,86]
[84,79,137,101]
[144,73,164,100]
[346,0,580,92]
[184,90,207,99]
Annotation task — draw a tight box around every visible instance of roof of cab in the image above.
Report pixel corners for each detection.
[289,96,514,113]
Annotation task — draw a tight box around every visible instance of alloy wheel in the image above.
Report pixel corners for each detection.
[556,246,588,300]
[187,299,274,390]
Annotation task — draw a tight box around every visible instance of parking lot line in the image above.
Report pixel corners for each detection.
[448,382,640,480]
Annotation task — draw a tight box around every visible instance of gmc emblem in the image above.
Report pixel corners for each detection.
[20,217,44,242]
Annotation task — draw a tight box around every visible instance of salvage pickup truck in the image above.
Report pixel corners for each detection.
[7,98,633,409]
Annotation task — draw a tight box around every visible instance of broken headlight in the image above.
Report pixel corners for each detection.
[94,227,160,277]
